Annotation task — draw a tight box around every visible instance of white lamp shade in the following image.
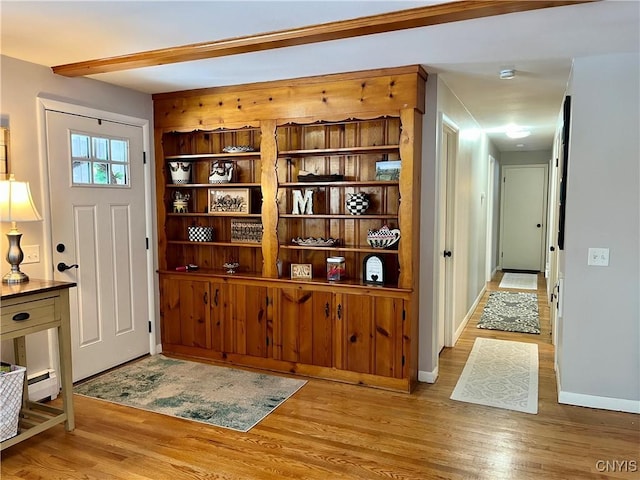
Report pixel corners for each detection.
[0,176,43,223]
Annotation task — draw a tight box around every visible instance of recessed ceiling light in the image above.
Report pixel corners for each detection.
[499,68,516,80]
[516,143,525,148]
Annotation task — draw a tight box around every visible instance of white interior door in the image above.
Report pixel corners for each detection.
[438,122,457,352]
[500,165,548,271]
[46,110,150,381]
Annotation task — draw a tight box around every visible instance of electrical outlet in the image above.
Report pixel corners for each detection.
[22,245,40,264]
[587,247,609,267]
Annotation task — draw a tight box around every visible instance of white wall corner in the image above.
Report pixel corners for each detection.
[557,375,640,414]
[155,344,163,354]
[418,366,439,383]
[453,285,487,344]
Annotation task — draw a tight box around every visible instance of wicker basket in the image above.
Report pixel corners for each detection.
[0,364,26,441]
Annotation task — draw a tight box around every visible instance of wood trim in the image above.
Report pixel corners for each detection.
[153,68,425,131]
[52,0,592,77]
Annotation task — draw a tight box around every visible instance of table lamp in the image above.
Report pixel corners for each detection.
[0,174,43,284]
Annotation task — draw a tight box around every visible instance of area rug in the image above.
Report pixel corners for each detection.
[477,291,540,334]
[499,272,538,290]
[450,338,539,414]
[74,355,306,432]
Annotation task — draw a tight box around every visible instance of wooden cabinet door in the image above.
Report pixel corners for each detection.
[226,284,268,357]
[335,294,404,378]
[160,277,211,349]
[210,280,227,353]
[274,288,333,367]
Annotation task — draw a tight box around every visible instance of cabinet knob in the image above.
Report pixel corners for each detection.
[203,291,208,305]
[337,304,342,320]
[12,312,30,322]
[350,334,357,343]
[325,302,330,318]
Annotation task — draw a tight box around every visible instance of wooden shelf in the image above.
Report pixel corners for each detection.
[279,214,397,220]
[279,180,399,187]
[278,145,399,157]
[168,240,262,248]
[166,183,261,188]
[280,244,399,254]
[166,152,260,160]
[167,213,262,218]
[158,269,411,295]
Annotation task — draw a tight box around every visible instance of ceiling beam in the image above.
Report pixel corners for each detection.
[52,0,595,77]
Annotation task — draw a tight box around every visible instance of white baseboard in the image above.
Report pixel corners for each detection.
[557,374,640,413]
[418,366,439,383]
[452,285,487,345]
[28,369,59,401]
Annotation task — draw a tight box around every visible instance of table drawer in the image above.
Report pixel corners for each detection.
[1,298,57,335]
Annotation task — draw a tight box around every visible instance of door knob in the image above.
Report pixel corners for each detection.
[443,250,452,258]
[537,224,542,228]
[57,262,79,272]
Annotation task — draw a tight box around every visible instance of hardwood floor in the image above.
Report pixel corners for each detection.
[2,273,638,479]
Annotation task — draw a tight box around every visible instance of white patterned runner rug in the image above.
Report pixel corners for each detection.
[499,272,538,290]
[451,338,538,414]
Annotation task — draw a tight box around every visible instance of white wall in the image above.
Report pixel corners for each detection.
[419,74,493,377]
[0,55,154,374]
[437,78,491,335]
[557,53,639,412]
[500,150,552,165]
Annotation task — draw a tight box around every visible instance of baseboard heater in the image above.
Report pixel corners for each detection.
[27,369,59,401]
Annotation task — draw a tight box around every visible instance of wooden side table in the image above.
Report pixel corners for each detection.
[1,279,76,450]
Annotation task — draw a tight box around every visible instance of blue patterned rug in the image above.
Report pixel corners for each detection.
[74,355,306,432]
[477,291,540,334]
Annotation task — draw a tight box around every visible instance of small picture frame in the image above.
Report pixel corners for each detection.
[291,263,313,280]
[231,218,262,243]
[208,188,250,215]
[375,160,401,181]
[363,254,385,285]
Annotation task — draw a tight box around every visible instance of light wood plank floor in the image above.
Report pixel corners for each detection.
[2,273,638,479]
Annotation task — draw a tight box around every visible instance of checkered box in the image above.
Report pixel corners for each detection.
[188,226,214,242]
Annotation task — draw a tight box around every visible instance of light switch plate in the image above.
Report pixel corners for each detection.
[588,247,609,266]
[22,245,40,264]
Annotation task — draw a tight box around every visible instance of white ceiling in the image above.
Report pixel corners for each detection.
[2,1,639,152]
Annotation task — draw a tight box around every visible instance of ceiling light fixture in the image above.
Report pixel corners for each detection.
[505,124,531,139]
[499,68,516,80]
[506,129,530,139]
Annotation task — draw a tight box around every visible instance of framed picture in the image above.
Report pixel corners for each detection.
[363,254,384,285]
[291,263,313,280]
[208,188,250,215]
[231,218,262,243]
[375,160,401,181]
[557,95,571,250]
[0,128,9,179]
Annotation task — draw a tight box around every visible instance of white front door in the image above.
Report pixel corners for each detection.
[46,110,150,381]
[500,165,548,271]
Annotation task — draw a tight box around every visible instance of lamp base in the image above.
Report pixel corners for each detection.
[4,230,29,284]
[2,270,29,284]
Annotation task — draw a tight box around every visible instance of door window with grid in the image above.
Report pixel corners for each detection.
[71,132,129,186]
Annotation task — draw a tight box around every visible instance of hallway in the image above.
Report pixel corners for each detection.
[439,271,555,412]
